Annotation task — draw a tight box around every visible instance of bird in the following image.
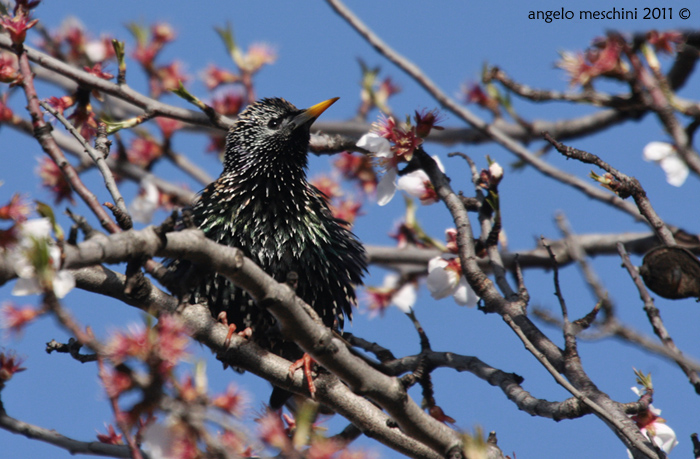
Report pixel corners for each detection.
[170,97,366,407]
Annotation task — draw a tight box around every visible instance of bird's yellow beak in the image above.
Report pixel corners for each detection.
[305,97,339,119]
[292,97,339,128]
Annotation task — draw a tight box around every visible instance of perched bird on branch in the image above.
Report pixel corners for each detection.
[169,97,366,407]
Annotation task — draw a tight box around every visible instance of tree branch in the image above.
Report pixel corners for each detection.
[617,243,700,394]
[0,404,135,458]
[325,0,646,225]
[59,228,458,458]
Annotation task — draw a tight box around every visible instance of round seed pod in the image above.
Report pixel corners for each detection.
[639,246,700,300]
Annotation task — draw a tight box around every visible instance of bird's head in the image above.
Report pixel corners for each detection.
[223,97,338,174]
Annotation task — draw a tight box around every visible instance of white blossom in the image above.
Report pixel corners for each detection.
[129,178,160,224]
[626,387,678,458]
[7,218,75,298]
[643,141,688,187]
[366,273,417,315]
[376,166,398,206]
[385,273,417,313]
[396,155,444,205]
[489,161,504,182]
[142,421,177,459]
[426,256,479,307]
[357,133,398,206]
[85,39,108,62]
[357,132,392,157]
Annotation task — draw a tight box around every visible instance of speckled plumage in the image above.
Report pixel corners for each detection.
[181,98,366,344]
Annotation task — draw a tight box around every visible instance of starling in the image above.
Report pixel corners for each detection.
[173,97,366,405]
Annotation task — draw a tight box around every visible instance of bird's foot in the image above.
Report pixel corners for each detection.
[237,326,253,339]
[289,353,317,399]
[217,312,252,348]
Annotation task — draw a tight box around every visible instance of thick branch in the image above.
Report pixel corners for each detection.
[59,228,459,457]
[68,265,442,459]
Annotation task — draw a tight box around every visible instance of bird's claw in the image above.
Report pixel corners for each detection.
[289,353,317,399]
[218,312,252,348]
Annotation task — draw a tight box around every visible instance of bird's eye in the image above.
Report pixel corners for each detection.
[267,117,283,129]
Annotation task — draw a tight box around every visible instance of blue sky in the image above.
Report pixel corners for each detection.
[2,1,700,458]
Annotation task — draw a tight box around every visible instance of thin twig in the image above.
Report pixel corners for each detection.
[325,0,646,224]
[38,99,128,214]
[622,39,700,177]
[543,132,675,246]
[616,242,700,393]
[163,148,214,186]
[485,66,634,107]
[532,307,700,373]
[14,42,120,233]
[555,213,614,319]
[0,35,233,131]
[343,332,396,364]
[45,338,97,363]
[541,238,577,353]
[0,406,135,458]
[9,119,197,206]
[96,357,144,459]
[502,313,659,458]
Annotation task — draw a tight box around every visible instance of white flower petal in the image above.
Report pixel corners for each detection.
[53,270,76,298]
[12,277,42,296]
[432,155,445,173]
[376,167,398,206]
[6,217,74,298]
[627,387,678,458]
[49,246,62,270]
[427,256,479,306]
[427,256,448,272]
[452,281,470,305]
[20,218,52,239]
[381,273,400,289]
[396,155,442,205]
[396,170,429,196]
[426,267,453,300]
[392,283,417,313]
[452,278,479,307]
[142,422,176,459]
[85,40,107,62]
[357,133,392,157]
[652,422,679,453]
[130,179,160,224]
[12,255,35,279]
[659,155,689,187]
[489,161,503,176]
[643,142,674,161]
